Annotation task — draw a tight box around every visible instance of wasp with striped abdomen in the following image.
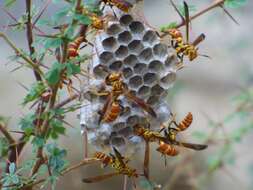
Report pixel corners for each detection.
[96,71,157,124]
[133,121,207,177]
[82,147,138,183]
[166,1,206,62]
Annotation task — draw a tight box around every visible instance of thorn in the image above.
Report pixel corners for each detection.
[219,5,239,25]
[32,0,51,27]
[15,81,29,91]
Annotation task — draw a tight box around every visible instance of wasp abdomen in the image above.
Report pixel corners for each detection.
[156,142,178,156]
[67,36,85,58]
[177,112,193,131]
[102,101,121,123]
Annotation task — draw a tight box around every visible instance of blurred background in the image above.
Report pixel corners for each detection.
[0,0,252,189]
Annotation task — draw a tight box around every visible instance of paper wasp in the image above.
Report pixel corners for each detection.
[94,68,157,124]
[159,112,208,151]
[82,147,138,183]
[133,121,207,178]
[82,7,105,30]
[167,1,207,62]
[132,124,174,179]
[99,0,133,13]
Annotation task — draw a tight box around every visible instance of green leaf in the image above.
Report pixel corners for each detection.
[52,6,72,22]
[48,119,66,139]
[31,136,45,148]
[45,62,65,85]
[4,0,16,7]
[46,144,68,175]
[225,0,247,8]
[19,113,36,137]
[22,82,46,105]
[73,13,92,25]
[9,163,16,174]
[66,62,81,77]
[11,174,20,184]
[160,22,178,32]
[43,37,63,49]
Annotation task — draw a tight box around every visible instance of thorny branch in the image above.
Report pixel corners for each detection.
[162,0,237,37]
[0,123,16,144]
[26,0,42,81]
[29,0,85,179]
[0,33,43,76]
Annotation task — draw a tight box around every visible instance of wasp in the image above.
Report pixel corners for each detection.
[132,124,171,179]
[99,0,133,13]
[82,7,105,30]
[133,123,207,178]
[97,71,157,124]
[159,112,208,151]
[67,36,87,59]
[82,147,138,183]
[167,1,207,62]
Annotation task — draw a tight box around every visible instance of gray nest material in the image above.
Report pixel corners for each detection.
[80,8,179,155]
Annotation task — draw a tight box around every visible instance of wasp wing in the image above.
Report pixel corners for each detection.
[191,33,205,47]
[82,172,119,183]
[113,147,126,167]
[124,90,157,118]
[173,141,208,150]
[98,93,113,124]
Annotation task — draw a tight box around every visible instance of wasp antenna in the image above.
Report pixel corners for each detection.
[199,54,211,59]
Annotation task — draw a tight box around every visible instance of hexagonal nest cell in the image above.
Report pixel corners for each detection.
[80,10,180,155]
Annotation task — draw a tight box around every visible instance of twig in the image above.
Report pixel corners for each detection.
[0,32,43,76]
[30,0,85,177]
[54,93,79,109]
[62,158,98,175]
[32,0,51,27]
[175,0,226,28]
[25,0,42,81]
[0,123,16,144]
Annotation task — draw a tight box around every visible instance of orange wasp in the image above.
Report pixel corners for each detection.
[159,112,207,154]
[82,147,138,183]
[133,120,207,179]
[132,124,173,179]
[97,70,157,124]
[167,1,207,62]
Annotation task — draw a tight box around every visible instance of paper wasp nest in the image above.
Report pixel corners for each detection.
[80,11,179,155]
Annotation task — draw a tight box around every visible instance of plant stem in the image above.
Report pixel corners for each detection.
[62,158,98,175]
[29,0,85,177]
[54,93,79,109]
[26,0,42,81]
[0,32,43,76]
[0,123,15,144]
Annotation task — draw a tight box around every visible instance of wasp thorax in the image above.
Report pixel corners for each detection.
[105,73,122,85]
